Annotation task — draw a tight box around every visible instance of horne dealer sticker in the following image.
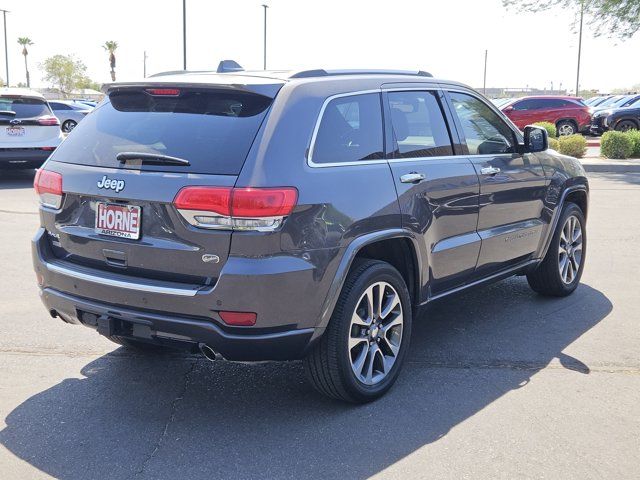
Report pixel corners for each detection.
[95,202,142,240]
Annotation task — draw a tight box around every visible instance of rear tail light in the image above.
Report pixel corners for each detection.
[219,311,257,326]
[34,169,63,209]
[37,115,60,126]
[173,186,298,231]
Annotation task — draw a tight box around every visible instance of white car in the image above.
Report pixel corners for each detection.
[48,100,93,133]
[0,88,64,169]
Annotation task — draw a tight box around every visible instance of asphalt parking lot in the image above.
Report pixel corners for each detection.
[1,169,639,479]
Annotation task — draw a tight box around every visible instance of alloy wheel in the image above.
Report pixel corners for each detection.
[348,281,403,385]
[558,215,583,284]
[558,124,575,136]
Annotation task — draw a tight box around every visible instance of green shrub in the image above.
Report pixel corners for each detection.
[548,137,560,151]
[625,129,640,158]
[557,134,587,158]
[533,121,557,138]
[601,131,634,159]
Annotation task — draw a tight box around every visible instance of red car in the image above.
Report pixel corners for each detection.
[501,96,591,136]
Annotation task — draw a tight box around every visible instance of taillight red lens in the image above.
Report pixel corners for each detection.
[173,187,232,215]
[38,115,60,126]
[145,88,181,96]
[34,169,63,209]
[173,187,298,217]
[219,311,257,326]
[34,169,62,196]
[231,188,298,217]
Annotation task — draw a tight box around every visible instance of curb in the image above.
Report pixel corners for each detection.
[582,163,640,173]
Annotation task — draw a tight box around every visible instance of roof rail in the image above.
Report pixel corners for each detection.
[289,69,433,79]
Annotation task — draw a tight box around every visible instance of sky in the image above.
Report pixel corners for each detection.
[4,0,640,93]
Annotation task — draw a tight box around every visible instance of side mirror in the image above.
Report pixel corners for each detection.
[523,125,548,153]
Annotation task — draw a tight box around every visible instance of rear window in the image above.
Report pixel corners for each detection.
[0,97,51,119]
[50,89,273,175]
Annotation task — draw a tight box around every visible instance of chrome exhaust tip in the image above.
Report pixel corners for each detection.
[198,343,223,362]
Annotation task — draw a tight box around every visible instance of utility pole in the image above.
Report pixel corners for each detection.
[483,49,487,96]
[575,0,584,96]
[182,0,187,70]
[143,51,148,78]
[262,4,268,70]
[0,9,8,87]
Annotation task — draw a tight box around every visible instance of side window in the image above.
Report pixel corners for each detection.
[51,102,69,110]
[311,93,384,164]
[512,99,539,111]
[387,91,453,158]
[449,92,516,155]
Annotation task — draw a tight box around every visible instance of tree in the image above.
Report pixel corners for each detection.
[17,37,34,88]
[76,76,102,91]
[41,55,87,97]
[102,40,118,81]
[502,0,640,38]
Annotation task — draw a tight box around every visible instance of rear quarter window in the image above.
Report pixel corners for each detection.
[50,89,273,175]
[311,93,384,165]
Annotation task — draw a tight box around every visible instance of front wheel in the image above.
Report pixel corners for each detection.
[304,259,412,403]
[615,120,638,132]
[527,202,586,296]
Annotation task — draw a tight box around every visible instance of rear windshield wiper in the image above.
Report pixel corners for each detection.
[116,152,191,166]
[0,110,17,116]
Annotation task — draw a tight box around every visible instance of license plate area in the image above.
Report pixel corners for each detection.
[95,202,142,240]
[6,126,25,136]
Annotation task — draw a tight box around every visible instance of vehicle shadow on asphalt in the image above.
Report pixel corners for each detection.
[0,278,612,479]
[0,169,36,190]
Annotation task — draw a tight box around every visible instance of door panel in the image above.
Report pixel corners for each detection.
[383,89,480,296]
[446,91,548,278]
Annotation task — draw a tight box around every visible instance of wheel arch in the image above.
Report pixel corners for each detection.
[556,118,579,132]
[613,117,640,131]
[312,229,423,337]
[538,183,589,259]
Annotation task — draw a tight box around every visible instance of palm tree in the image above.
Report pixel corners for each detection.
[17,37,34,88]
[102,41,118,81]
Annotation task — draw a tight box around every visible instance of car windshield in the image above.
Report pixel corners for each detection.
[0,97,51,118]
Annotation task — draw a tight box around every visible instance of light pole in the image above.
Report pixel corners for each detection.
[575,0,584,96]
[0,9,8,87]
[182,0,187,70]
[262,4,268,70]
[483,49,488,96]
[143,51,148,78]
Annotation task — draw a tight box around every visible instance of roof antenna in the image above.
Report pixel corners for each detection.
[217,60,244,73]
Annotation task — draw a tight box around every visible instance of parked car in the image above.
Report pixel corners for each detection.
[0,88,64,169]
[584,95,613,107]
[48,100,93,133]
[591,101,640,134]
[592,94,640,113]
[32,69,589,402]
[501,96,591,135]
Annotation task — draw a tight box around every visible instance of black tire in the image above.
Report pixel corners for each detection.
[527,202,586,296]
[614,120,638,132]
[107,335,170,353]
[556,120,577,136]
[61,120,77,133]
[303,259,412,403]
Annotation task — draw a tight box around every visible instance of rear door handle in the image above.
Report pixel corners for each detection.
[400,172,426,184]
[480,166,501,175]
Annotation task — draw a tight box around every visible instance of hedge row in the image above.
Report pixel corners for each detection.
[601,130,640,159]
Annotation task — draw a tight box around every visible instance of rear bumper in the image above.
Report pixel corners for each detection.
[39,287,314,361]
[32,227,332,361]
[0,148,53,168]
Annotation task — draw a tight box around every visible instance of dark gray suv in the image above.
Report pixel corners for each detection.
[32,69,588,402]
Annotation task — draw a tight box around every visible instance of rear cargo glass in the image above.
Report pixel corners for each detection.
[50,89,272,175]
[0,97,51,119]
